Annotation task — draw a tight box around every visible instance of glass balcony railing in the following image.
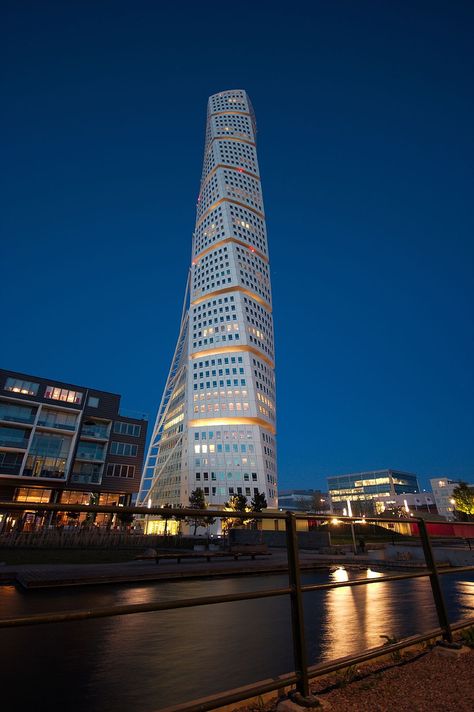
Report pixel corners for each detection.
[75,449,105,461]
[0,463,22,476]
[81,426,109,439]
[0,437,30,449]
[0,412,36,424]
[36,420,77,431]
[72,472,103,484]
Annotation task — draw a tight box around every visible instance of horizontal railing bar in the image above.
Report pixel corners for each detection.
[301,569,432,593]
[2,564,472,630]
[300,565,473,594]
[3,500,473,527]
[306,617,474,680]
[0,586,292,629]
[156,618,474,712]
[157,672,299,712]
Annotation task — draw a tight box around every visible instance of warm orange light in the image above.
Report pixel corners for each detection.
[196,197,264,229]
[209,110,251,118]
[190,344,274,369]
[188,416,276,435]
[193,237,268,264]
[191,285,272,312]
[200,164,260,192]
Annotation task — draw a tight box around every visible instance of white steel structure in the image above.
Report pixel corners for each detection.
[138,90,277,510]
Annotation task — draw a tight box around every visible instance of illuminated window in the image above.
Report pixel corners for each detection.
[5,378,39,396]
[44,386,83,405]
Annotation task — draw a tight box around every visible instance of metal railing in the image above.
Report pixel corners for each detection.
[0,501,473,711]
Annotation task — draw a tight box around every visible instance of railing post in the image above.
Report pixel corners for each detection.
[417,518,454,644]
[285,511,310,698]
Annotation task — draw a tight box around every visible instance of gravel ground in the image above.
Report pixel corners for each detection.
[239,645,474,712]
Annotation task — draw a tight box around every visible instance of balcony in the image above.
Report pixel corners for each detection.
[75,447,106,462]
[0,463,22,476]
[71,472,103,485]
[0,437,30,450]
[81,425,109,440]
[36,420,77,432]
[0,413,36,425]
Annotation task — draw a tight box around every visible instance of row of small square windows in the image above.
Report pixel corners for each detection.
[192,333,240,349]
[192,303,236,323]
[193,295,235,314]
[213,115,252,129]
[198,168,260,214]
[192,322,238,340]
[236,246,268,273]
[193,356,243,369]
[239,271,271,300]
[194,367,245,380]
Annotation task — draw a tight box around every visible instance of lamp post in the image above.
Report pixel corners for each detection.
[347,499,357,554]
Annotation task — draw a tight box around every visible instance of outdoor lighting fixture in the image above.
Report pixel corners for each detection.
[331,518,340,525]
[333,566,349,582]
[366,569,383,579]
[404,499,410,513]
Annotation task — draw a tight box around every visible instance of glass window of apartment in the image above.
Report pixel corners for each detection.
[23,432,72,479]
[44,386,83,405]
[76,440,106,461]
[37,409,78,431]
[15,487,52,503]
[0,402,36,424]
[0,451,24,476]
[87,396,99,408]
[4,378,39,396]
[110,442,138,457]
[113,421,141,437]
[0,426,30,448]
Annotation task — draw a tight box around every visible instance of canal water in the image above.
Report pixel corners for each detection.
[1,567,472,711]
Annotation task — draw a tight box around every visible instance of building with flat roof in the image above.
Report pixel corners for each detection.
[429,477,467,521]
[328,469,420,516]
[278,489,329,512]
[0,368,147,530]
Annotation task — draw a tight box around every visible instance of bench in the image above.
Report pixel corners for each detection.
[136,546,271,565]
[154,551,229,564]
[229,544,270,560]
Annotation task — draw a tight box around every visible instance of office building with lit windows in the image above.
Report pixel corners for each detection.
[0,368,147,528]
[138,90,277,515]
[328,469,420,516]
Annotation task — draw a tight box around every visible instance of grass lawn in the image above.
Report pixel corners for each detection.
[0,549,140,565]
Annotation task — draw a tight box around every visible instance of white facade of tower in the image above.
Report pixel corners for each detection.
[138,90,277,510]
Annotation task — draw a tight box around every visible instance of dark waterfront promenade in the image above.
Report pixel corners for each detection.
[0,548,411,589]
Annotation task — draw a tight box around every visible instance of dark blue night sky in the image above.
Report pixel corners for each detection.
[2,1,473,491]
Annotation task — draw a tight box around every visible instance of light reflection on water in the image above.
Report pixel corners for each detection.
[0,569,471,711]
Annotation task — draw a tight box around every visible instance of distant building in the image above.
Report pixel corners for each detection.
[372,491,437,516]
[327,469,419,516]
[429,477,467,521]
[0,368,147,531]
[278,489,329,512]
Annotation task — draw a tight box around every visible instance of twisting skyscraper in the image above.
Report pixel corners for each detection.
[138,90,277,512]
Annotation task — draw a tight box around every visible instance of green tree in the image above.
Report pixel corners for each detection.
[250,490,267,534]
[187,488,216,535]
[251,490,267,512]
[160,503,173,535]
[222,494,249,536]
[452,482,474,520]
